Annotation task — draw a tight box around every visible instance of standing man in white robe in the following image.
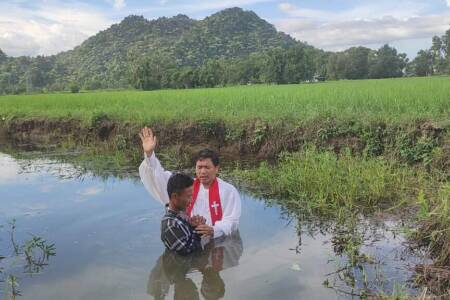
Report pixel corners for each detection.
[139,127,241,238]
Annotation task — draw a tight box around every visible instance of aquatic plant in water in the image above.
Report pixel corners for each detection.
[1,219,56,300]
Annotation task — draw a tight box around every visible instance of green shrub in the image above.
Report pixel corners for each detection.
[70,83,80,93]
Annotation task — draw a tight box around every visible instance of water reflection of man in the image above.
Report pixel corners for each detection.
[147,233,243,300]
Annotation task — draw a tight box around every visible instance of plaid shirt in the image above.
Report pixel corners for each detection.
[161,208,202,256]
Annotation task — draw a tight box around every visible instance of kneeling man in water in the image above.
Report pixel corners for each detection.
[139,127,241,238]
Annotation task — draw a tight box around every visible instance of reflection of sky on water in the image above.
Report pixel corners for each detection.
[0,152,428,299]
[0,153,28,183]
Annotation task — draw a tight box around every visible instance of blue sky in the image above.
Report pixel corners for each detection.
[1,0,450,58]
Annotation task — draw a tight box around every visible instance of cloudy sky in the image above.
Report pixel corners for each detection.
[1,0,450,58]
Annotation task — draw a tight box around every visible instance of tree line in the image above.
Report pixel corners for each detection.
[129,26,450,91]
[129,44,410,90]
[407,31,450,76]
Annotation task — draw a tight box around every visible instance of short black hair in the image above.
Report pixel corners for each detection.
[195,149,220,166]
[167,173,194,198]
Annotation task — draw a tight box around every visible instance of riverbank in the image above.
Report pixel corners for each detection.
[1,116,449,173]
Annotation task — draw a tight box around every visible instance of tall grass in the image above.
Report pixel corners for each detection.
[415,183,450,266]
[232,147,443,216]
[233,146,449,293]
[0,77,449,125]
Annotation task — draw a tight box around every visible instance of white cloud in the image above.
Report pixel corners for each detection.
[138,0,274,16]
[278,1,427,21]
[185,0,272,12]
[0,2,113,56]
[275,1,450,56]
[278,3,334,20]
[113,0,126,10]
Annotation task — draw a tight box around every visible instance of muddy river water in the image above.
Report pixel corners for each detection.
[0,150,429,299]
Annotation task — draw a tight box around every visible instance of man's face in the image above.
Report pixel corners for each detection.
[195,158,219,186]
[173,186,193,211]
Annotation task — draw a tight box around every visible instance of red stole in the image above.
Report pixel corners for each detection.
[186,178,223,225]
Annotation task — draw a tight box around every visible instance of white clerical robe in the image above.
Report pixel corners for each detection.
[139,152,241,238]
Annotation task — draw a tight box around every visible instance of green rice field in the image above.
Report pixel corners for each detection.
[1,77,449,125]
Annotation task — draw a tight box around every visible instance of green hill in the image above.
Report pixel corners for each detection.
[0,7,300,93]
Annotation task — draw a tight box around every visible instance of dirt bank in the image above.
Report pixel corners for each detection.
[1,116,449,171]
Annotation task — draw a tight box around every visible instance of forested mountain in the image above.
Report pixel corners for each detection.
[0,7,447,94]
[0,7,299,93]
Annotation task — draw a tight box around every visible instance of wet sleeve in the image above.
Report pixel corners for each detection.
[139,152,172,205]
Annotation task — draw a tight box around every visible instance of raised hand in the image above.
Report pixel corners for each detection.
[138,127,157,157]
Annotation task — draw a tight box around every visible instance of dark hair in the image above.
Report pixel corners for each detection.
[167,173,194,198]
[195,149,220,166]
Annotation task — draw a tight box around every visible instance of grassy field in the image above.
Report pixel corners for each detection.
[0,77,449,125]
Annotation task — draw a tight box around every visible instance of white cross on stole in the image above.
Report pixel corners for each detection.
[211,201,220,215]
